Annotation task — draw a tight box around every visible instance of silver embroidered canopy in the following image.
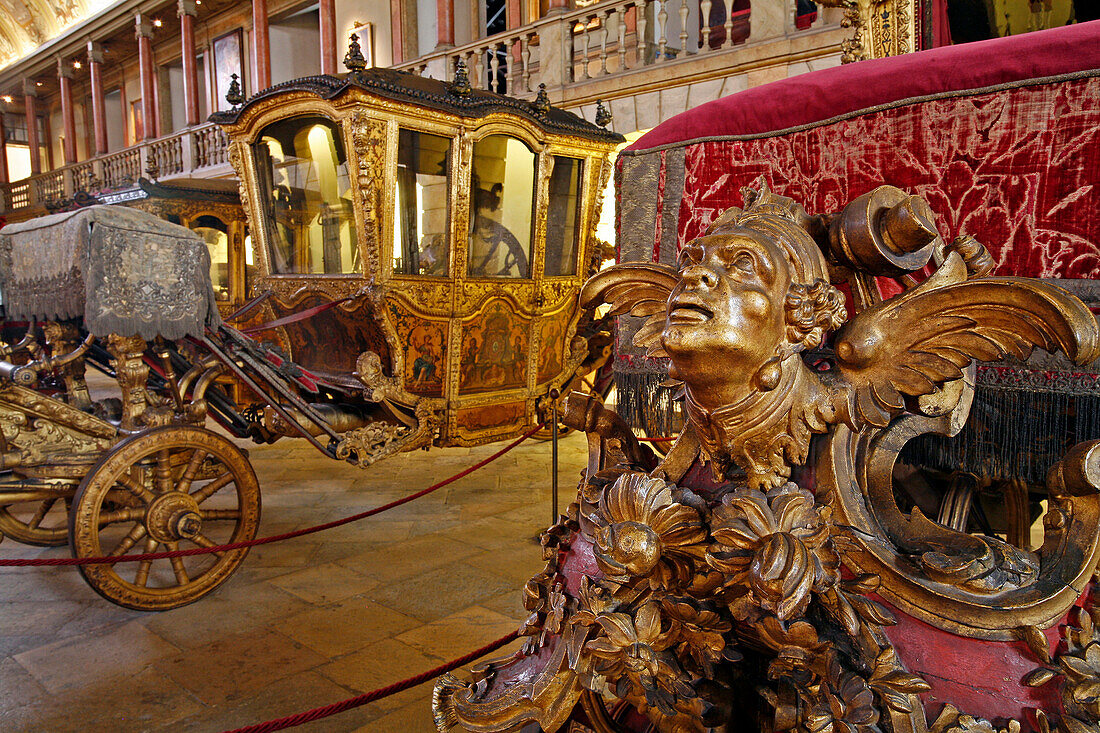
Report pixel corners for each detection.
[0,205,222,340]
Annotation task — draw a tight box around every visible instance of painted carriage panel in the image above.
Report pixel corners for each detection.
[459,299,530,395]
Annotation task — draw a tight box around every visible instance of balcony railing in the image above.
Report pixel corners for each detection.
[0,121,232,217]
[394,0,835,100]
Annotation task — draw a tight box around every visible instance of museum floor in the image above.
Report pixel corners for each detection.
[0,427,588,732]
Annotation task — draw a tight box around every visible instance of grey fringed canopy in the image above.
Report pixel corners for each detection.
[0,205,222,340]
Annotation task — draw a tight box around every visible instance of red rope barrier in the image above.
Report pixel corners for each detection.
[223,630,520,733]
[0,423,546,567]
[636,436,675,443]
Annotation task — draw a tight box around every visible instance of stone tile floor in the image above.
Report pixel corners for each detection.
[0,429,589,732]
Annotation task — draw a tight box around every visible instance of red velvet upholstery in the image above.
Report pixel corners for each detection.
[621,22,1100,281]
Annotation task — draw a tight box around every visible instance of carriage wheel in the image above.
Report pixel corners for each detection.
[0,491,71,546]
[69,426,261,611]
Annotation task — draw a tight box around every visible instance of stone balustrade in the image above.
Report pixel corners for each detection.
[0,121,231,217]
[393,0,842,117]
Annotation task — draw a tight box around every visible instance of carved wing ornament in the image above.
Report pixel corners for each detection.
[434,182,1100,733]
[833,251,1100,430]
[579,261,677,359]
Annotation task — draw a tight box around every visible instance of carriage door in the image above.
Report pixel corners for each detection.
[454,133,538,441]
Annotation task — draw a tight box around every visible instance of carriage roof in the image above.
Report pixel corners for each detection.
[210,67,623,145]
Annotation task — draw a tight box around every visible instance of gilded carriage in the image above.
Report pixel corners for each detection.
[0,64,621,611]
[211,62,622,449]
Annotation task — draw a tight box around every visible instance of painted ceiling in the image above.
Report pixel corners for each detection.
[0,0,114,70]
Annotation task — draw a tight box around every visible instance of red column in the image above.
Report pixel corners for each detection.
[319,0,337,75]
[88,42,108,155]
[23,80,40,175]
[252,0,271,90]
[389,0,403,64]
[58,58,77,164]
[0,116,9,184]
[437,0,455,48]
[135,14,156,140]
[179,0,200,126]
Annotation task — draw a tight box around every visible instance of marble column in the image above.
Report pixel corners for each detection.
[0,116,9,184]
[179,0,200,126]
[88,42,108,155]
[135,14,157,140]
[252,0,271,91]
[319,0,337,75]
[389,0,403,64]
[23,80,40,175]
[436,0,455,48]
[58,57,77,164]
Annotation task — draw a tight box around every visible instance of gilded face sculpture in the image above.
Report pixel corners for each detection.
[662,228,793,407]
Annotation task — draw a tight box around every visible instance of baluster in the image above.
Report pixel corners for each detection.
[657,2,668,61]
[521,35,532,92]
[500,41,510,93]
[600,10,611,76]
[489,46,500,93]
[679,0,689,55]
[635,0,648,66]
[724,0,735,47]
[508,37,519,94]
[700,0,712,51]
[580,17,592,79]
[617,6,627,70]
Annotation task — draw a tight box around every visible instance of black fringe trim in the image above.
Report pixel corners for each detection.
[900,384,1100,484]
[614,370,685,437]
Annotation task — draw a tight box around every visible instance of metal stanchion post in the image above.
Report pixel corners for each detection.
[550,388,559,524]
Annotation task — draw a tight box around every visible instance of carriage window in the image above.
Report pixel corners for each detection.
[253,115,358,275]
[192,215,230,301]
[394,129,450,276]
[468,135,535,278]
[545,156,583,277]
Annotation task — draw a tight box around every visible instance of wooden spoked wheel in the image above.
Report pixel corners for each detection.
[69,426,261,611]
[0,486,72,546]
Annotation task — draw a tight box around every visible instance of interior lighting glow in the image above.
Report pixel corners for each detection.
[1,96,11,104]
[153,18,163,27]
[73,61,82,69]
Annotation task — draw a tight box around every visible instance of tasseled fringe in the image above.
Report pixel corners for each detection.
[900,384,1100,484]
[613,370,685,437]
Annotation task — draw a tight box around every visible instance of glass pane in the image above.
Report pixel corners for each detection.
[253,116,359,275]
[394,129,450,276]
[468,135,534,278]
[545,156,583,277]
[193,226,230,301]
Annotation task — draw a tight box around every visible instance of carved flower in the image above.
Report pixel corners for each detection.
[707,482,839,620]
[586,602,689,716]
[756,617,831,679]
[660,596,733,674]
[803,659,879,733]
[1060,641,1100,719]
[591,473,707,588]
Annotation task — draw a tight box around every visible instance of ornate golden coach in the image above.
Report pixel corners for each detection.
[212,59,622,449]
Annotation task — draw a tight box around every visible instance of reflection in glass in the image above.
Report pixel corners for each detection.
[545,156,583,277]
[394,129,450,276]
[253,115,358,275]
[192,214,230,301]
[468,135,534,278]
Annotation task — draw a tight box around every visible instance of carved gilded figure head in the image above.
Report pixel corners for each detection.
[661,183,846,409]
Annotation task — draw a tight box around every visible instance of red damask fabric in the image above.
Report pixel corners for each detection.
[632,20,1100,149]
[676,73,1100,279]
